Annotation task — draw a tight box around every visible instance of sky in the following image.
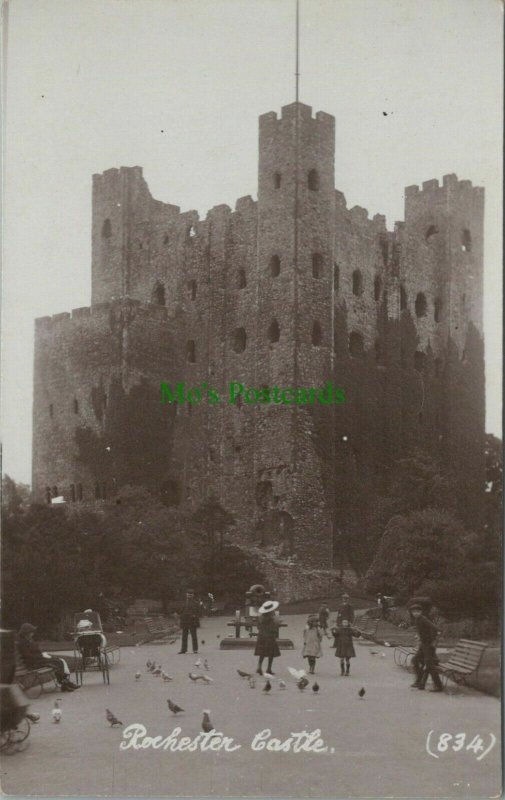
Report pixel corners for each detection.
[2,0,503,486]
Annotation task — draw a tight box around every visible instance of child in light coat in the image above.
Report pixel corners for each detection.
[302,615,323,674]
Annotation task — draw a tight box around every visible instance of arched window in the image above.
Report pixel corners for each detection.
[70,484,76,502]
[334,263,340,293]
[434,298,443,323]
[77,483,83,501]
[415,292,427,318]
[352,270,363,296]
[461,229,472,252]
[188,224,197,239]
[414,351,426,372]
[374,275,382,301]
[312,253,323,278]
[186,340,196,363]
[152,283,166,306]
[45,487,51,504]
[267,319,280,343]
[349,331,365,358]
[312,321,323,347]
[101,218,112,239]
[237,269,247,289]
[425,224,438,242]
[270,255,281,277]
[188,279,197,300]
[400,284,407,311]
[232,327,247,353]
[273,172,281,189]
[73,398,79,414]
[308,169,319,191]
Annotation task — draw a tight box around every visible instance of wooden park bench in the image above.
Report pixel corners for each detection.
[394,644,416,667]
[353,615,381,641]
[135,616,179,646]
[15,646,58,699]
[437,639,488,687]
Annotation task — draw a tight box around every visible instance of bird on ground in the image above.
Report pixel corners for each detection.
[384,642,391,647]
[168,639,177,645]
[194,658,202,668]
[152,668,162,677]
[381,653,386,658]
[146,660,153,670]
[26,712,40,724]
[358,688,366,698]
[248,677,256,689]
[189,672,212,683]
[312,682,320,693]
[167,699,184,715]
[297,677,309,691]
[237,669,252,679]
[201,710,214,733]
[135,671,141,680]
[203,659,210,670]
[161,671,174,682]
[188,672,200,681]
[200,673,213,683]
[216,635,220,639]
[263,680,272,693]
[52,700,62,724]
[278,680,287,690]
[201,639,206,645]
[288,667,307,682]
[370,651,378,655]
[106,708,123,726]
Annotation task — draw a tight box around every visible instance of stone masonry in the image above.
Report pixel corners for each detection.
[32,101,485,583]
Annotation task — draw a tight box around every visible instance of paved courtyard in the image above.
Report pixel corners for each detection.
[2,615,501,798]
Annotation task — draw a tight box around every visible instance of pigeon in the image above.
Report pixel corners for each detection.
[168,638,177,645]
[358,688,366,698]
[264,672,275,680]
[200,673,213,684]
[297,677,309,691]
[384,642,391,647]
[161,672,174,682]
[188,672,200,682]
[288,667,307,681]
[203,659,210,670]
[381,653,386,658]
[152,667,162,677]
[237,669,252,679]
[370,651,378,655]
[106,708,123,726]
[26,712,40,723]
[146,660,153,670]
[312,682,320,693]
[278,680,287,690]
[216,635,220,639]
[248,677,256,689]
[201,640,206,645]
[263,680,272,693]
[52,700,62,723]
[201,710,214,733]
[135,672,141,680]
[194,658,202,668]
[167,699,184,715]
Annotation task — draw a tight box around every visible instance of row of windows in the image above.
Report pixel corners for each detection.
[272,169,320,191]
[102,219,198,243]
[400,288,447,321]
[425,225,472,253]
[45,482,108,504]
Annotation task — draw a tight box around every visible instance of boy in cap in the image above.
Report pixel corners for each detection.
[409,603,443,692]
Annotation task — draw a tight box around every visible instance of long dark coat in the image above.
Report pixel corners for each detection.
[333,627,356,659]
[254,614,281,658]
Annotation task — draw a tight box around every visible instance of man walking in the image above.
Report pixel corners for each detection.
[408,602,443,692]
[178,589,200,654]
[336,593,355,626]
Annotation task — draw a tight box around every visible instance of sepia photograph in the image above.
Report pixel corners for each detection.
[1,0,502,797]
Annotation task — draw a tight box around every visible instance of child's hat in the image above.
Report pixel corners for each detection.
[258,600,279,614]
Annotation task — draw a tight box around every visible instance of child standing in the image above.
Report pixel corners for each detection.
[302,615,323,674]
[254,600,281,676]
[331,619,356,676]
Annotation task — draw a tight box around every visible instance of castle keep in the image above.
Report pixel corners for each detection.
[33,102,485,585]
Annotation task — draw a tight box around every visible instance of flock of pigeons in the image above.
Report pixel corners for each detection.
[48,637,367,729]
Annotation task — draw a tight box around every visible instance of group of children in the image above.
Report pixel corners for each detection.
[302,595,356,677]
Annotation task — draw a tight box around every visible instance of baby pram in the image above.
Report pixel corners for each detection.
[0,629,31,754]
[72,612,110,685]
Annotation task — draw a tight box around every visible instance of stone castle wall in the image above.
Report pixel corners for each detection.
[32,101,485,582]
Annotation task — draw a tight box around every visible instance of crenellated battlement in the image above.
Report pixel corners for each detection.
[35,299,169,333]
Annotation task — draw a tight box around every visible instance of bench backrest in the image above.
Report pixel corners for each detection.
[145,617,167,633]
[446,639,487,670]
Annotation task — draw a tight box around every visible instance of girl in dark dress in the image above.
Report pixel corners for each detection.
[254,600,281,675]
[331,618,356,676]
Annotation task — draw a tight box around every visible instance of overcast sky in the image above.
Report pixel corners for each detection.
[2,0,503,486]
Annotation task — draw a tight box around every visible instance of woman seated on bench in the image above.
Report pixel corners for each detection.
[17,623,80,692]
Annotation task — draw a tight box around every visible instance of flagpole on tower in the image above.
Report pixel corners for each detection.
[295,0,300,103]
